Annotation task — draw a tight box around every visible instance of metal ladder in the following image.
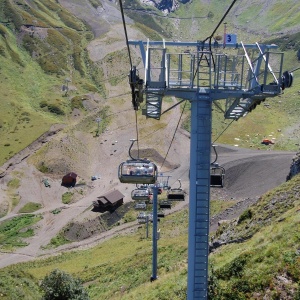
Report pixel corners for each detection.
[196,51,212,88]
[144,47,166,119]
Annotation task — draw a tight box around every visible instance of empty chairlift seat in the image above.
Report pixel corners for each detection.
[159,200,172,209]
[210,163,225,188]
[167,188,185,201]
[118,159,158,184]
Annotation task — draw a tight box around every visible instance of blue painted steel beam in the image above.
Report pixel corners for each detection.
[188,96,212,299]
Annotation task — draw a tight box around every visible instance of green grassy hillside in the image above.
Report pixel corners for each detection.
[0,0,104,165]
[0,0,300,299]
[0,0,299,164]
[0,174,299,299]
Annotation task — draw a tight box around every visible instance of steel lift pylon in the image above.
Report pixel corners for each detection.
[128,38,293,299]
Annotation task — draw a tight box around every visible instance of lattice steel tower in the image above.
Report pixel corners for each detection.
[128,38,293,299]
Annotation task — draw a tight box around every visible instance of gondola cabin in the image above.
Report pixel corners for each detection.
[131,188,150,201]
[210,163,225,188]
[118,160,158,184]
[167,189,185,201]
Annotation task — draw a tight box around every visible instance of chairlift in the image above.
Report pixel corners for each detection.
[167,179,185,201]
[137,212,148,223]
[210,145,225,188]
[157,174,171,190]
[159,200,172,209]
[163,185,170,190]
[157,212,165,218]
[134,202,147,210]
[118,139,158,184]
[131,188,150,201]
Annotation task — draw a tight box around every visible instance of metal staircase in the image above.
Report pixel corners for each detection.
[144,46,166,119]
[222,42,284,120]
[143,92,163,120]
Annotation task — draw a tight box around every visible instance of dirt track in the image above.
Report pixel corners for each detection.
[0,120,296,269]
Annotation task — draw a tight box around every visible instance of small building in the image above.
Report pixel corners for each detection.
[61,172,77,187]
[93,189,124,211]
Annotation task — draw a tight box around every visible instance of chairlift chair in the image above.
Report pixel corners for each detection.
[210,144,225,188]
[159,200,172,209]
[131,188,150,201]
[210,163,225,187]
[163,184,170,190]
[137,212,148,223]
[167,179,185,201]
[118,159,158,184]
[134,202,147,210]
[158,174,171,190]
[118,139,158,184]
[167,189,185,201]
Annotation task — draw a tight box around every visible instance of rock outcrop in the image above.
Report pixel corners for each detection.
[286,152,300,180]
[139,0,190,14]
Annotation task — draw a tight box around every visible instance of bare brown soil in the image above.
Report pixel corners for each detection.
[0,113,295,269]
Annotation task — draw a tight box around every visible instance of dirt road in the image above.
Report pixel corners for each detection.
[0,120,295,269]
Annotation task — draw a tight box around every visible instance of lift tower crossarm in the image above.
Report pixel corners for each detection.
[128,40,278,68]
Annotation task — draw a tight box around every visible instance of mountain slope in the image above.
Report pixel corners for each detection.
[0,0,299,299]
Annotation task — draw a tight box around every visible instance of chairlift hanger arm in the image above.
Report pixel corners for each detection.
[211,144,218,165]
[129,139,137,160]
[178,179,182,190]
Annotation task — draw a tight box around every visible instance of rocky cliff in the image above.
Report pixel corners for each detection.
[287,152,300,180]
[139,0,190,14]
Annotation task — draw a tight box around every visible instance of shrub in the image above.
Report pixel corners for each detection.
[39,101,48,108]
[47,104,65,115]
[38,162,50,173]
[217,252,251,280]
[238,209,252,224]
[40,269,89,300]
[208,265,223,299]
[62,192,73,204]
[70,96,84,109]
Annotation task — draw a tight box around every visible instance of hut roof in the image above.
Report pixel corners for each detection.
[64,172,77,179]
[97,189,125,205]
